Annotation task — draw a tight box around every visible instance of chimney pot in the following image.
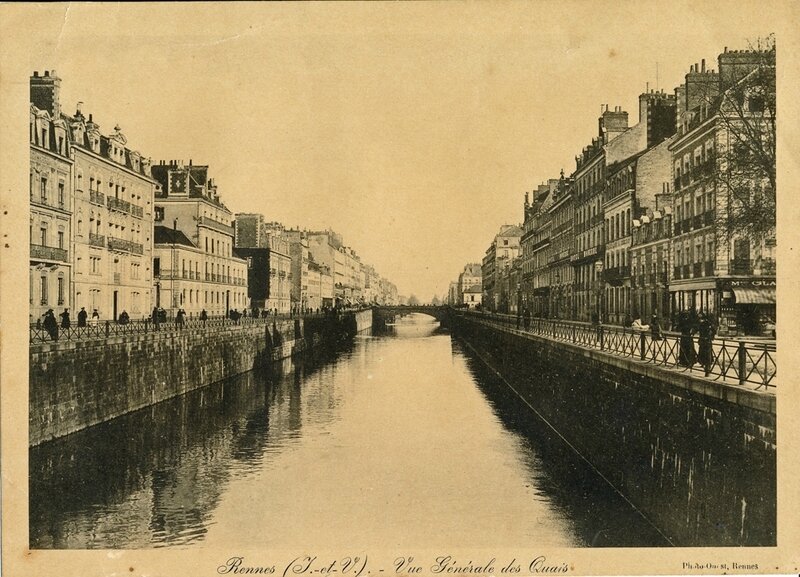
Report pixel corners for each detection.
[701,58,706,72]
[44,70,49,77]
[33,71,39,77]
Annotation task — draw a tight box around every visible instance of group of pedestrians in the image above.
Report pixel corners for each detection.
[38,307,101,341]
[674,310,718,371]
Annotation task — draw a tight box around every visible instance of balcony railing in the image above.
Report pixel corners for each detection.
[107,196,132,213]
[30,244,69,262]
[90,190,105,205]
[705,261,715,276]
[693,215,703,230]
[693,262,703,277]
[673,266,682,280]
[88,233,105,247]
[108,236,144,255]
[197,216,234,235]
[131,204,144,218]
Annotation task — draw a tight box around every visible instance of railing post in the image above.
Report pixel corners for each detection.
[640,331,646,360]
[599,325,604,351]
[572,325,576,343]
[738,341,746,386]
[105,321,110,338]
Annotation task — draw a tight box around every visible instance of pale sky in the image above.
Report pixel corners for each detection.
[2,2,787,299]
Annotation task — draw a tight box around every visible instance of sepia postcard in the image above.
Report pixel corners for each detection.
[2,2,799,576]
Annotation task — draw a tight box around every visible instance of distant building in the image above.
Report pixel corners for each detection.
[481,225,522,312]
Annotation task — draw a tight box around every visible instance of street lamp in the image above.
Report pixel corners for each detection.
[171,217,177,318]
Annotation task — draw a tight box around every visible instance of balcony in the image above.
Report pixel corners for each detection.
[107,196,132,213]
[693,262,703,277]
[682,264,690,279]
[673,266,682,280]
[88,233,105,248]
[602,266,630,286]
[90,190,105,205]
[705,261,715,276]
[130,204,144,218]
[197,216,234,235]
[108,236,144,255]
[693,215,703,230]
[30,243,68,262]
[704,210,715,227]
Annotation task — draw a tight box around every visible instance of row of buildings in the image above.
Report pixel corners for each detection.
[29,70,398,322]
[450,45,776,337]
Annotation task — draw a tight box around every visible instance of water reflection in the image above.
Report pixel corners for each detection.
[31,315,667,549]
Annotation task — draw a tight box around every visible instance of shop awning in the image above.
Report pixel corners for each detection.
[732,286,776,304]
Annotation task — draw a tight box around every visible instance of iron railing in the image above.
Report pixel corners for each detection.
[30,308,372,345]
[460,311,776,391]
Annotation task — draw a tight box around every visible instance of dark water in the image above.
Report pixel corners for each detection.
[30,314,668,548]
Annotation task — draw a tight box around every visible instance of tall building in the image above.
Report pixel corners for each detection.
[482,225,522,312]
[546,173,574,319]
[29,98,73,321]
[151,160,247,317]
[30,70,157,322]
[521,180,557,316]
[668,49,775,336]
[457,263,482,308]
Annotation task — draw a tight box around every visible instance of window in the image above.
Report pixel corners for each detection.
[57,277,64,305]
[57,230,64,249]
[40,275,48,305]
[40,177,47,203]
[40,226,47,247]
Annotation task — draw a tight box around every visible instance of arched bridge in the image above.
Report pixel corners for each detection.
[372,305,451,327]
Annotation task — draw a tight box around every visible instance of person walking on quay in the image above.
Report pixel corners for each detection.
[118,310,130,325]
[77,307,87,328]
[152,306,161,331]
[677,311,697,368]
[43,309,58,341]
[200,308,208,324]
[697,312,714,375]
[176,308,186,330]
[59,308,71,330]
[91,309,100,326]
[523,306,531,330]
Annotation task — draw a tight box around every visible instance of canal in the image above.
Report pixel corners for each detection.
[30,313,668,549]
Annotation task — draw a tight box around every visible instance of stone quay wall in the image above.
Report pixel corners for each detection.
[29,310,372,446]
[452,314,776,547]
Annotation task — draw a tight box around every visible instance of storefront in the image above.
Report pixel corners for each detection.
[720,279,776,337]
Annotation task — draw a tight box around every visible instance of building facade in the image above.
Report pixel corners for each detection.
[30,100,73,322]
[151,160,247,317]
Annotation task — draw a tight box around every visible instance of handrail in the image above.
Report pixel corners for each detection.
[457,310,776,391]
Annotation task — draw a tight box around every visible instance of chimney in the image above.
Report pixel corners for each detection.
[30,69,62,117]
[599,105,629,143]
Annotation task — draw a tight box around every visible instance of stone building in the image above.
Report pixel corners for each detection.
[30,70,157,322]
[521,180,557,317]
[481,225,522,312]
[668,50,776,336]
[29,99,73,321]
[151,160,247,317]
[630,196,673,326]
[546,174,574,319]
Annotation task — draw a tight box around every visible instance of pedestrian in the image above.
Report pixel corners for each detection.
[118,310,130,325]
[523,306,531,330]
[152,306,161,331]
[677,311,697,368]
[91,309,100,326]
[77,307,87,328]
[176,308,185,329]
[650,313,663,341]
[200,308,208,323]
[43,309,58,341]
[59,308,71,330]
[697,313,714,374]
[623,312,633,328]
